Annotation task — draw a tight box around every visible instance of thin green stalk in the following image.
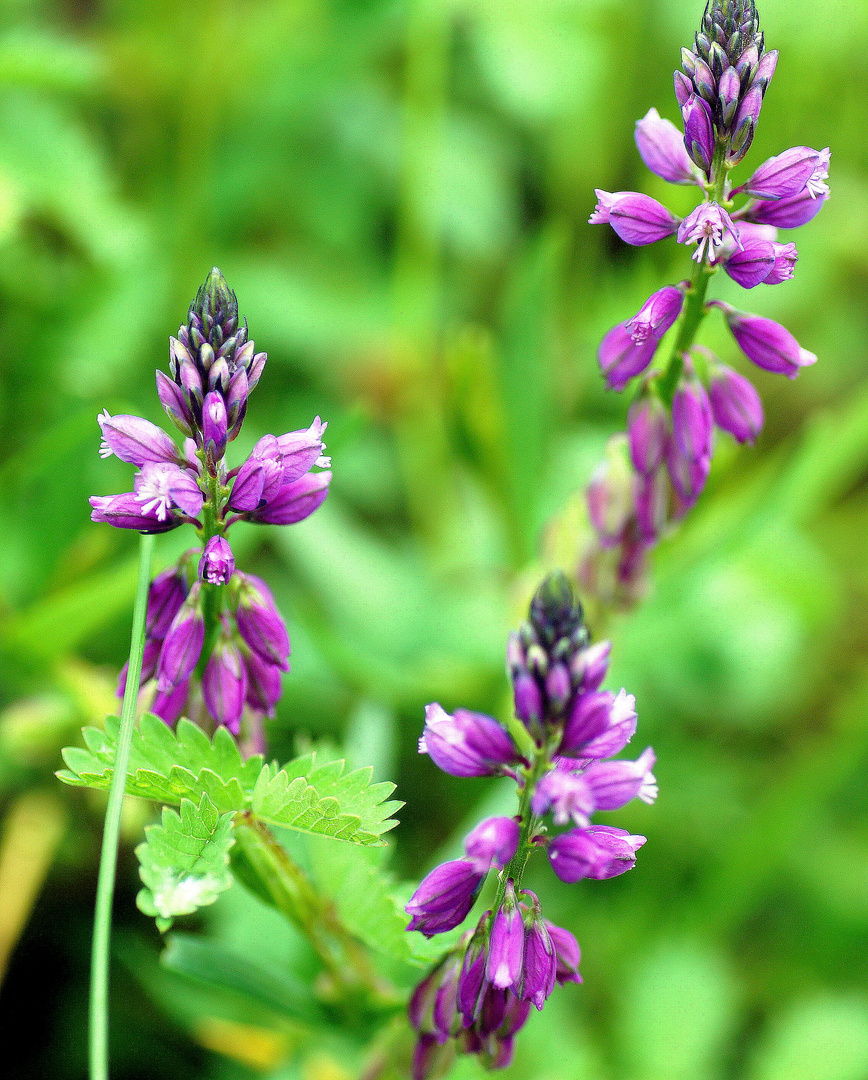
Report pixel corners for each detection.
[89,532,155,1080]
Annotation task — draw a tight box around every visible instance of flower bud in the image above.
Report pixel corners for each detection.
[198,536,235,585]
[628,394,669,476]
[202,391,228,464]
[202,630,247,734]
[715,302,818,378]
[547,825,646,882]
[405,859,485,936]
[634,108,700,186]
[420,703,520,778]
[709,363,764,443]
[156,585,204,691]
[681,94,715,173]
[486,881,524,990]
[236,574,291,670]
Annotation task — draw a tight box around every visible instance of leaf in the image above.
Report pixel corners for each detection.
[58,713,401,845]
[136,793,236,931]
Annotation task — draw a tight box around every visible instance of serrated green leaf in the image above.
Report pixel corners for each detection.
[136,793,236,931]
[59,714,402,845]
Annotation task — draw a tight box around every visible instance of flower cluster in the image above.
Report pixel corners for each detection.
[91,269,331,746]
[405,574,655,1076]
[583,0,829,606]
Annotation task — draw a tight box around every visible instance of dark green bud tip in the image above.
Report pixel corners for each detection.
[529,571,584,644]
[191,267,238,326]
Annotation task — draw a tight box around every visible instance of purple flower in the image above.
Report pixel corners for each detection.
[242,470,331,525]
[520,906,557,1010]
[583,747,658,810]
[531,769,594,826]
[722,236,776,289]
[677,202,740,263]
[666,378,712,504]
[97,411,180,468]
[134,462,204,521]
[235,573,291,670]
[560,690,616,756]
[89,493,185,533]
[202,391,228,464]
[464,817,520,873]
[156,585,205,691]
[681,94,715,173]
[727,85,762,165]
[155,371,195,437]
[198,536,235,585]
[277,417,330,483]
[742,185,828,229]
[717,65,741,128]
[547,825,646,882]
[733,146,824,201]
[202,631,247,734]
[146,565,189,637]
[458,921,489,1027]
[765,242,798,285]
[420,704,520,778]
[405,859,485,936]
[714,302,818,378]
[544,921,582,984]
[634,470,669,544]
[590,191,680,246]
[150,677,190,726]
[572,640,611,694]
[571,688,638,760]
[597,323,659,392]
[242,647,284,718]
[628,394,669,476]
[634,108,700,185]
[709,364,764,444]
[625,285,685,345]
[228,435,285,512]
[486,882,524,990]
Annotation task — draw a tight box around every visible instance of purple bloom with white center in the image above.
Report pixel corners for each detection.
[198,536,235,585]
[89,492,183,534]
[531,770,594,827]
[709,363,764,444]
[597,322,659,392]
[583,747,658,810]
[625,285,686,345]
[677,203,741,263]
[406,860,485,937]
[548,825,647,883]
[634,108,701,186]
[133,462,204,522]
[420,703,521,778]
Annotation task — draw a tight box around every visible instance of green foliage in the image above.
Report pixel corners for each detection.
[58,713,401,845]
[136,794,235,932]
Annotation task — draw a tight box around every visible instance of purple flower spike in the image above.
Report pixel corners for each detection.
[583,747,658,810]
[598,323,659,392]
[156,585,205,692]
[97,411,180,468]
[464,817,520,873]
[716,303,818,378]
[681,94,715,173]
[547,825,646,882]
[733,146,823,201]
[486,882,524,990]
[677,203,740,263]
[202,633,248,734]
[202,391,228,464]
[405,859,485,936]
[89,493,184,533]
[634,108,700,185]
[236,574,291,670]
[420,703,520,778]
[244,470,331,525]
[520,912,557,1010]
[198,536,235,585]
[628,394,669,476]
[709,364,764,444]
[544,921,582,984]
[605,192,681,246]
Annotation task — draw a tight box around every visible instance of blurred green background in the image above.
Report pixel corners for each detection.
[1,0,867,1077]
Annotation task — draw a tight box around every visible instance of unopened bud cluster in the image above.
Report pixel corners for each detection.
[90,269,331,746]
[405,574,655,1076]
[584,0,829,605]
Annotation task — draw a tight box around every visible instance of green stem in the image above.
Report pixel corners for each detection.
[89,532,155,1080]
[494,736,556,909]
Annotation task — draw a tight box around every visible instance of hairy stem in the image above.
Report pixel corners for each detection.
[89,532,155,1080]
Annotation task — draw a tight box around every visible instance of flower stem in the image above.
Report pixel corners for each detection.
[89,532,155,1080]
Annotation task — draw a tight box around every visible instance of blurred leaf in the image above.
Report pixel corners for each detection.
[746,995,868,1080]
